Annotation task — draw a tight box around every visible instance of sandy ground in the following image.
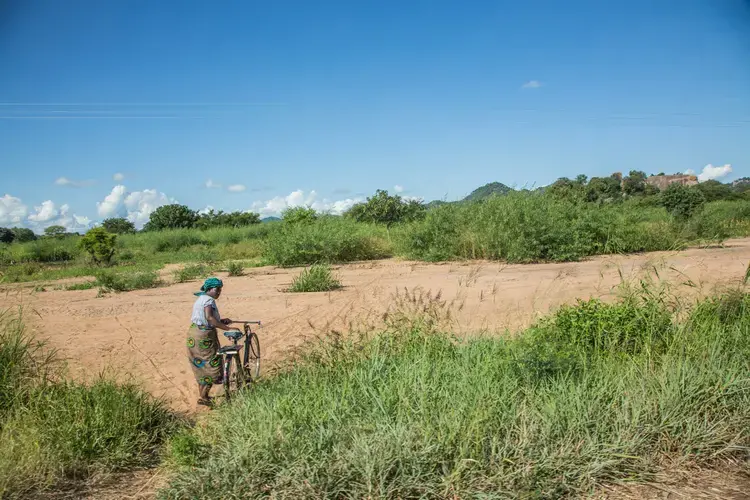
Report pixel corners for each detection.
[4,239,750,413]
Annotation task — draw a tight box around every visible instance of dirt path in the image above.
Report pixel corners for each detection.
[5,239,750,412]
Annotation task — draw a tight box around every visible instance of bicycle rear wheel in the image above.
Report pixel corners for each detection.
[244,332,261,380]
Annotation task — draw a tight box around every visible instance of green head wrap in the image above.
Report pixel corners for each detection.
[194,277,223,296]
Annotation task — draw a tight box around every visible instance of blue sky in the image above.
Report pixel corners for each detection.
[1,0,749,230]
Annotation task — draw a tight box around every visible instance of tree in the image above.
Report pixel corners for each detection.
[547,177,585,202]
[0,228,14,244]
[143,204,198,231]
[695,180,734,202]
[11,227,36,242]
[660,184,706,219]
[345,190,426,227]
[282,206,318,225]
[574,174,588,185]
[585,176,622,203]
[195,209,261,229]
[102,217,136,234]
[44,225,67,238]
[622,170,648,196]
[79,227,117,265]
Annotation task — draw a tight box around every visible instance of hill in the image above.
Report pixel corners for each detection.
[463,182,513,201]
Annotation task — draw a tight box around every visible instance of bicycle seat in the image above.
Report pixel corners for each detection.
[218,345,241,354]
[223,330,242,341]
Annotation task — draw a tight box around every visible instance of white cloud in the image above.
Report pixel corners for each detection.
[522,80,542,89]
[205,179,222,189]
[96,185,175,228]
[685,164,733,182]
[0,194,28,226]
[54,177,95,187]
[394,185,404,193]
[97,185,128,218]
[198,205,214,215]
[227,184,247,193]
[113,172,125,182]
[28,200,60,222]
[250,189,362,217]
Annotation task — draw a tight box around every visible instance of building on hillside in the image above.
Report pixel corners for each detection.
[646,174,698,191]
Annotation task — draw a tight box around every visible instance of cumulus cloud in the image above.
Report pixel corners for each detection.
[54,177,95,187]
[205,179,222,189]
[96,185,175,228]
[394,185,404,193]
[685,164,733,182]
[250,190,362,217]
[522,80,542,89]
[227,184,247,193]
[0,194,28,226]
[28,200,61,223]
[113,172,125,182]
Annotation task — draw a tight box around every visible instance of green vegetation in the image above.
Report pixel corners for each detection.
[287,263,342,292]
[172,263,209,283]
[2,178,750,284]
[102,217,136,234]
[95,269,162,292]
[0,311,178,498]
[162,284,750,499]
[226,261,244,277]
[79,227,117,265]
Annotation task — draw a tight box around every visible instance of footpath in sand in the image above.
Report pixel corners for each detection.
[5,239,750,412]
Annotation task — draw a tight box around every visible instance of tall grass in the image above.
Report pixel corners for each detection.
[2,196,750,283]
[0,311,179,498]
[287,264,342,292]
[162,286,750,499]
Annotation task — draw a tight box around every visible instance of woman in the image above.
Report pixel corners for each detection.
[187,277,233,406]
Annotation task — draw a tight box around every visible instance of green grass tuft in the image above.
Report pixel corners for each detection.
[226,261,244,277]
[287,264,342,293]
[95,270,162,292]
[172,263,209,283]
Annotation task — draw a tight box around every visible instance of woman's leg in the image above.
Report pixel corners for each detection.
[199,383,212,401]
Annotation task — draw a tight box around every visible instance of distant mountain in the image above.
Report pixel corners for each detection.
[261,216,281,223]
[463,182,513,201]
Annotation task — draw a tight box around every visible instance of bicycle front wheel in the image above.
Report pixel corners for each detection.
[244,332,261,381]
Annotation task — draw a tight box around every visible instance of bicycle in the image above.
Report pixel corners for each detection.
[217,320,261,402]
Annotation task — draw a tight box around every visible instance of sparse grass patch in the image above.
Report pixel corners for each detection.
[65,281,97,291]
[172,263,209,283]
[95,270,162,292]
[226,261,244,277]
[287,264,342,293]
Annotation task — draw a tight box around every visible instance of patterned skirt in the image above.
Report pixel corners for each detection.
[186,324,223,386]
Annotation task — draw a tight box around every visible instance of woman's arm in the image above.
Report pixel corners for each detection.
[204,305,232,331]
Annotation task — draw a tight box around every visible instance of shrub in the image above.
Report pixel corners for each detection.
[226,261,244,277]
[95,270,161,292]
[79,227,117,265]
[660,184,706,219]
[281,206,318,225]
[345,189,426,227]
[10,228,35,243]
[264,217,391,266]
[65,281,96,291]
[287,264,341,292]
[0,228,13,244]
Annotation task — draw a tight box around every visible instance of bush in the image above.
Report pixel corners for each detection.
[345,189,426,227]
[0,228,13,244]
[95,270,161,292]
[281,206,318,225]
[264,217,391,266]
[226,261,244,277]
[10,228,35,243]
[660,184,706,219]
[143,204,199,231]
[287,264,341,292]
[0,313,179,497]
[79,227,117,265]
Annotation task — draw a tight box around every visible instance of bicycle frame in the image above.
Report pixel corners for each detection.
[221,321,262,401]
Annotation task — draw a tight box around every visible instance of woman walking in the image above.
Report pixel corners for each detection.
[187,277,233,407]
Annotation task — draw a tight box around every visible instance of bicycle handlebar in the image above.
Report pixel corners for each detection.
[230,320,262,326]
